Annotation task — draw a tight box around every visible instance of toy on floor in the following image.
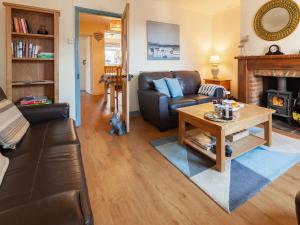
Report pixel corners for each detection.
[109,112,126,136]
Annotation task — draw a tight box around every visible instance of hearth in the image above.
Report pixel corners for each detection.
[266,78,293,123]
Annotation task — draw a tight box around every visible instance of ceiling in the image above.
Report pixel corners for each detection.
[153,0,240,15]
[79,13,120,25]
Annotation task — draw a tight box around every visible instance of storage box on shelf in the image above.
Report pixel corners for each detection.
[4,2,60,103]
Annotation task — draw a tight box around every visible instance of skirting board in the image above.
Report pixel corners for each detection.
[129,111,140,117]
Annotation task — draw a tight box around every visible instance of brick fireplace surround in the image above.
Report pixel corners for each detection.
[235,55,300,104]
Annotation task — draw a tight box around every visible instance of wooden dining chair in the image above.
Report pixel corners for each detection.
[104,66,123,110]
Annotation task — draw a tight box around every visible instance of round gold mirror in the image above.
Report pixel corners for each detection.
[254,0,300,41]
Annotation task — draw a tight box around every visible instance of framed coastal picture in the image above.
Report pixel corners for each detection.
[146,21,180,60]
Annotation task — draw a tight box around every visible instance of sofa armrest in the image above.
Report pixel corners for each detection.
[213,87,225,99]
[296,191,300,224]
[0,191,90,225]
[138,90,169,122]
[18,103,69,124]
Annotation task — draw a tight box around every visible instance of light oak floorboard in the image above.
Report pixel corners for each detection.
[77,93,300,225]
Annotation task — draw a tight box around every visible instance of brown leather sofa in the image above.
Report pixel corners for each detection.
[0,87,93,225]
[138,71,223,131]
[297,192,300,224]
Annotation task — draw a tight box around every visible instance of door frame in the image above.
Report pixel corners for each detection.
[74,6,122,126]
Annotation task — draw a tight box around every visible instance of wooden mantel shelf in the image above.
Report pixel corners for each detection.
[235,54,300,60]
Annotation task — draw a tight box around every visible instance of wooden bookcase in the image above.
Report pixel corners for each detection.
[3,2,60,103]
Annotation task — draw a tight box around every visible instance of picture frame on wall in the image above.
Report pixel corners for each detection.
[147,21,180,60]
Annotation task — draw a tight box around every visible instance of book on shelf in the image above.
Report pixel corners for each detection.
[189,132,216,151]
[226,130,250,142]
[20,18,27,33]
[20,96,52,106]
[17,18,23,32]
[11,42,40,58]
[13,17,19,33]
[12,17,33,34]
[26,19,33,33]
[38,52,54,59]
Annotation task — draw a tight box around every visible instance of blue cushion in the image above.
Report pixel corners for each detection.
[165,78,184,98]
[153,78,171,97]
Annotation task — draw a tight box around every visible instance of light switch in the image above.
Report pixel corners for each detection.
[67,38,74,44]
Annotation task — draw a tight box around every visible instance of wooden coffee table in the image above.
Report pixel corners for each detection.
[177,103,275,172]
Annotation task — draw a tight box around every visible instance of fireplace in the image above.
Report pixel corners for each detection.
[235,55,300,128]
[266,78,293,122]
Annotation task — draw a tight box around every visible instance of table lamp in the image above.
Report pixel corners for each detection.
[209,55,221,79]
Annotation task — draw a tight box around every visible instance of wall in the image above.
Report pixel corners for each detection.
[79,20,108,95]
[241,0,300,55]
[212,5,240,97]
[128,0,213,112]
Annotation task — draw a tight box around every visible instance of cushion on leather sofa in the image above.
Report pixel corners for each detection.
[19,103,70,125]
[2,119,79,159]
[173,71,201,95]
[43,119,80,147]
[0,99,29,149]
[165,78,184,98]
[187,94,214,104]
[139,71,173,90]
[0,119,81,211]
[0,151,38,211]
[168,97,197,116]
[0,191,84,225]
[153,78,171,97]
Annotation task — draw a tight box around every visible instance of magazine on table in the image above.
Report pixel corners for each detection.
[189,132,216,151]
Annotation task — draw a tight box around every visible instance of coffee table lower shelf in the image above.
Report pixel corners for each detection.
[183,134,266,162]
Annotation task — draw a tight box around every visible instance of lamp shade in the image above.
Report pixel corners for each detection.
[209,55,221,64]
[110,20,122,32]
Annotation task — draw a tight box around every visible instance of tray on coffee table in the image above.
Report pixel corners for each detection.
[204,111,237,123]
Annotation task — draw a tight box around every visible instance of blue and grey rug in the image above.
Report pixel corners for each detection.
[150,127,300,212]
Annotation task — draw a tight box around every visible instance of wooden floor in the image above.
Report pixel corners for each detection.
[77,93,300,225]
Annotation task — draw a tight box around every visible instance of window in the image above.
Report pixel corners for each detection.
[104,31,121,66]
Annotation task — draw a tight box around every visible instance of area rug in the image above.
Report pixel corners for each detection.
[150,127,300,212]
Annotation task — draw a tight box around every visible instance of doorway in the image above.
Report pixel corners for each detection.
[75,5,130,131]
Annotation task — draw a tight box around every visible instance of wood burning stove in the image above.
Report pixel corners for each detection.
[266,78,293,122]
[266,90,292,116]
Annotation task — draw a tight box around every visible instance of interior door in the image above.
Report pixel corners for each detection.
[79,36,92,94]
[121,3,130,132]
[79,37,87,91]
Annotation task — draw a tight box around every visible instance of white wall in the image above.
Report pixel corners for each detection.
[128,0,213,111]
[241,0,300,55]
[212,5,240,97]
